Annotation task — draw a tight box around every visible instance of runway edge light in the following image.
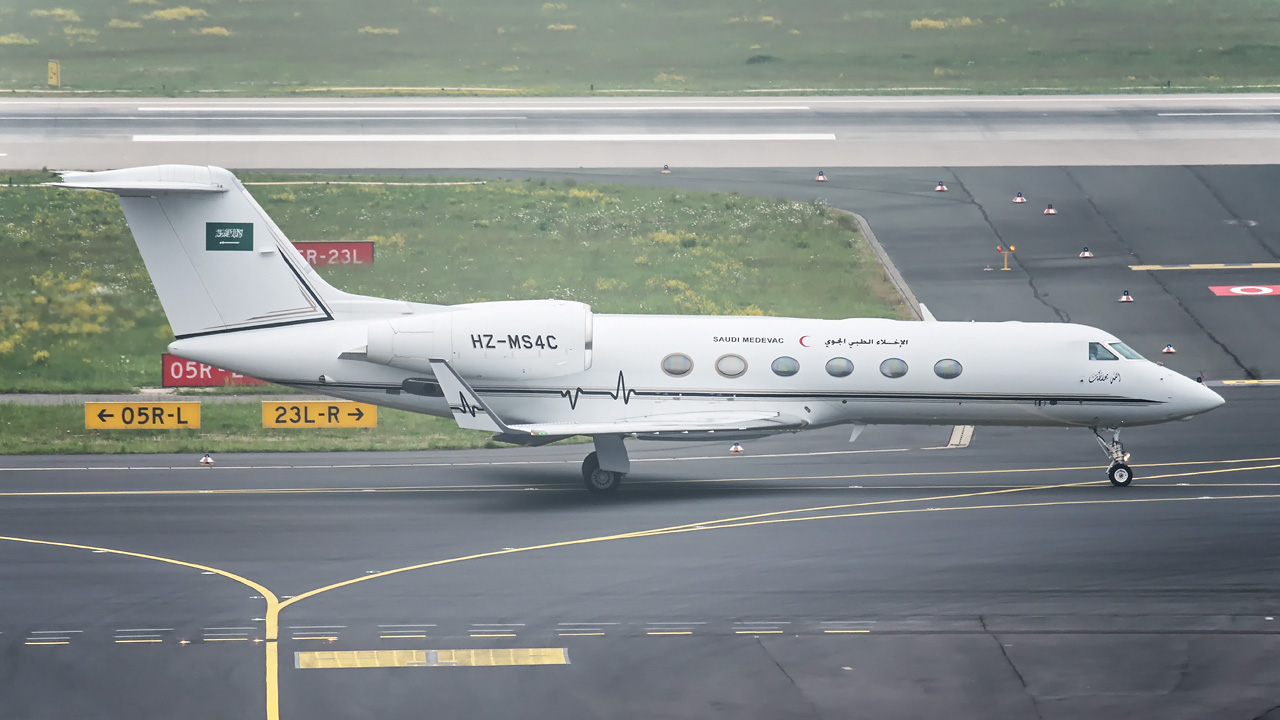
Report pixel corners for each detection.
[661,164,671,174]
[1044,204,1057,215]
[1162,344,1177,354]
[1119,290,1134,302]
[815,171,826,182]
[1013,192,1026,203]
[1079,246,1094,258]
[935,180,947,192]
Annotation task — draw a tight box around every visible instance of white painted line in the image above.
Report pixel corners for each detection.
[203,626,255,630]
[116,628,173,632]
[376,623,436,628]
[30,630,83,633]
[946,425,975,448]
[470,623,526,627]
[137,105,810,112]
[0,115,530,122]
[1158,112,1280,117]
[645,621,707,625]
[558,622,621,625]
[289,625,348,629]
[133,133,836,143]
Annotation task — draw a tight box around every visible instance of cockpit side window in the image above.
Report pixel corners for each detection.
[1109,342,1144,360]
[1089,342,1118,361]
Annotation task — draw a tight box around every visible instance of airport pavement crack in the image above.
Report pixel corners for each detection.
[1251,702,1280,720]
[965,183,1070,323]
[754,637,823,720]
[1186,166,1280,261]
[1063,168,1254,379]
[980,615,1043,720]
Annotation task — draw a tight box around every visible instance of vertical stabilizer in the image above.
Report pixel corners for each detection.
[54,165,341,338]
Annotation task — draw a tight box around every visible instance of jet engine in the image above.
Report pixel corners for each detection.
[366,300,592,380]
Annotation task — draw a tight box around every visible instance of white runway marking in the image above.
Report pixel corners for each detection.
[132,133,836,143]
[136,105,811,112]
[1158,112,1280,117]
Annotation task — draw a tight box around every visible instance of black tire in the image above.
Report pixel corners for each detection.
[1108,463,1133,487]
[582,451,622,493]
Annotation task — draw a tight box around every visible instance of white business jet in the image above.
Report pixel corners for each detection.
[53,165,1224,492]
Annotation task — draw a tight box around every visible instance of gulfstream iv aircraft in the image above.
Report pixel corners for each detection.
[55,165,1224,492]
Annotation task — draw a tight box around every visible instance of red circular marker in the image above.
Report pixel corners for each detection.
[1229,286,1276,295]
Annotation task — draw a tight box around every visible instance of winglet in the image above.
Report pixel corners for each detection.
[428,359,512,434]
[919,303,937,322]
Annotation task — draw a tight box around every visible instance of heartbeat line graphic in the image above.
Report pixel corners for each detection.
[451,392,485,417]
[558,371,638,410]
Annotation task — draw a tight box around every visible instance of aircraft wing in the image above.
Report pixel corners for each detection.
[429,359,805,438]
[506,410,805,437]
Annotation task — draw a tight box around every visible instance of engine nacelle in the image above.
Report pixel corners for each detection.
[366,300,592,380]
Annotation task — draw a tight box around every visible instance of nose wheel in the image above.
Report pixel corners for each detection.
[1107,462,1133,487]
[1093,427,1134,486]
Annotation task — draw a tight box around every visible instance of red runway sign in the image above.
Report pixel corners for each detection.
[292,241,374,266]
[162,354,267,387]
[1209,285,1280,296]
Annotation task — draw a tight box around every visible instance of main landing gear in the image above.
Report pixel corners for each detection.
[1092,427,1133,487]
[582,434,630,494]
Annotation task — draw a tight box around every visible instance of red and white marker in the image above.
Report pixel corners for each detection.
[200,453,214,468]
[935,181,947,192]
[1013,192,1027,203]
[1209,285,1280,296]
[1079,247,1094,258]
[815,171,826,182]
[1162,344,1177,354]
[730,442,744,455]
[1119,290,1134,303]
[661,164,671,174]
[1044,204,1057,215]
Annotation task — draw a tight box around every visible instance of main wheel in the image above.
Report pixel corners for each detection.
[582,451,622,493]
[1108,463,1133,487]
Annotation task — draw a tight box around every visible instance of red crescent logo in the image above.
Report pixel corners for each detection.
[799,335,810,347]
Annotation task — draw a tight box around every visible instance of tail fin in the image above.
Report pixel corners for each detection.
[53,165,344,339]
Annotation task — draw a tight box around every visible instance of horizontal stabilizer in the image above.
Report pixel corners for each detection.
[51,167,230,196]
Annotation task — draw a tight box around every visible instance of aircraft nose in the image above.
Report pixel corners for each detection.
[1180,377,1225,416]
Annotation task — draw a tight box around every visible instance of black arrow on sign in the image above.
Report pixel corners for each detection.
[97,409,114,421]
[348,408,364,421]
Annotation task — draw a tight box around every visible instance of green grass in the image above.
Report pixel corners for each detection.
[0,173,905,393]
[0,401,585,454]
[2,0,1280,94]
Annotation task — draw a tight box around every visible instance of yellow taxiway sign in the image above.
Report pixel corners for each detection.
[85,402,201,429]
[263,401,377,428]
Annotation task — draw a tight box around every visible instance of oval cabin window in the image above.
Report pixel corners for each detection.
[879,358,908,378]
[826,357,854,377]
[661,353,694,377]
[933,359,963,379]
[715,354,748,378]
[771,356,800,377]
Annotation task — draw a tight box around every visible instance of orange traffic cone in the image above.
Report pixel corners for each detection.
[1118,290,1134,303]
[934,181,947,192]
[1044,204,1057,215]
[1162,344,1176,354]
[815,171,827,182]
[730,442,744,455]
[1079,246,1094,258]
[1013,192,1027,203]
[661,164,671,174]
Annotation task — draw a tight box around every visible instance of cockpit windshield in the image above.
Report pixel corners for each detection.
[1109,342,1145,360]
[1089,342,1118,361]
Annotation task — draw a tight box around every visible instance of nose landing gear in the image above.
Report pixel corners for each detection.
[1093,427,1133,486]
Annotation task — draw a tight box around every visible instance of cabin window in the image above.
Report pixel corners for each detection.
[933,359,963,379]
[826,357,854,377]
[771,356,800,377]
[715,354,748,378]
[661,353,694,377]
[1089,342,1118,361]
[880,358,908,378]
[1109,342,1144,360]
